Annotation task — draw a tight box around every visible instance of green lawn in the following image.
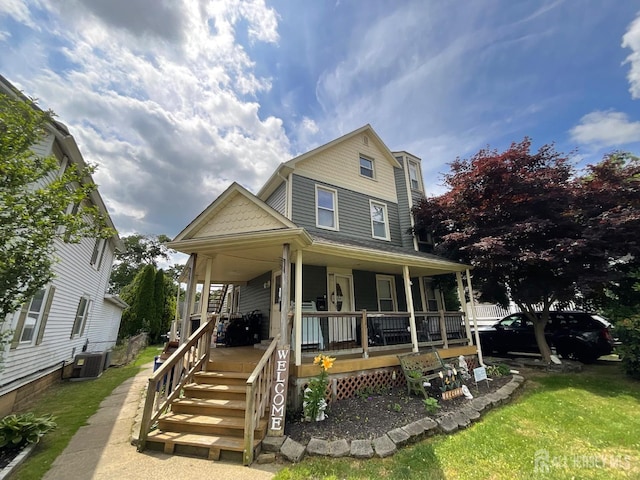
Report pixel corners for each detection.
[10,345,161,480]
[275,363,640,480]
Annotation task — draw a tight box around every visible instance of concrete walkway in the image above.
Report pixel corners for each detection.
[43,363,280,480]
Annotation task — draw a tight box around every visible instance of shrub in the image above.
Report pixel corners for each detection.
[0,413,57,453]
[615,314,640,379]
[487,364,510,377]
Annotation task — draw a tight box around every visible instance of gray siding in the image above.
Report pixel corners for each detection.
[394,159,417,249]
[238,271,271,340]
[265,181,287,215]
[291,174,403,248]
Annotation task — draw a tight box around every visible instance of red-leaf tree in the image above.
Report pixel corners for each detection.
[412,139,630,363]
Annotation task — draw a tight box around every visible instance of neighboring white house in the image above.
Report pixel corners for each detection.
[0,75,126,415]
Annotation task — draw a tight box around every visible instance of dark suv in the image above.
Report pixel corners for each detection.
[478,311,614,363]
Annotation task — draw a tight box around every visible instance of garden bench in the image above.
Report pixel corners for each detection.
[397,350,445,399]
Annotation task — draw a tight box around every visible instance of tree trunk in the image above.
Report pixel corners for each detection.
[533,317,552,363]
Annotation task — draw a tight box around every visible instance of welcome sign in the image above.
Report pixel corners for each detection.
[268,348,290,435]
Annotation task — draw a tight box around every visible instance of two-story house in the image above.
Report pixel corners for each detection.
[0,75,126,416]
[139,124,483,463]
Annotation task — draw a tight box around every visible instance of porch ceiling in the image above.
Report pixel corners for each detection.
[174,229,469,284]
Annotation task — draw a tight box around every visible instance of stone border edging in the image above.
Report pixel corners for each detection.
[262,374,525,463]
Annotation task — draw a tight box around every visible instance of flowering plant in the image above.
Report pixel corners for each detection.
[303,354,335,421]
[438,368,462,392]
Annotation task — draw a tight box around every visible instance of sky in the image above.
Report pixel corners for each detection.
[1,0,640,240]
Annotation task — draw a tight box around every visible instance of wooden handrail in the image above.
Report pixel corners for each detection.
[137,319,214,452]
[243,335,280,465]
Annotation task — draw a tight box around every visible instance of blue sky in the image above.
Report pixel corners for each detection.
[1,1,639,239]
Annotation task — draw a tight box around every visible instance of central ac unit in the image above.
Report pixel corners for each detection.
[71,352,107,380]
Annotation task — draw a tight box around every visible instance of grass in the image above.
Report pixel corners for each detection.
[275,362,640,480]
[10,345,161,480]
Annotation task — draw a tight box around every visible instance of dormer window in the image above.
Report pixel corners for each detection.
[408,160,422,191]
[359,156,375,179]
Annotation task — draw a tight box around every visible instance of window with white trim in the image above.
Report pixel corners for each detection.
[408,160,422,191]
[71,296,91,338]
[370,200,390,240]
[359,156,375,179]
[316,185,338,230]
[376,275,397,312]
[11,286,56,348]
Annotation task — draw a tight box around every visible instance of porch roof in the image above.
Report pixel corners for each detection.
[169,227,469,284]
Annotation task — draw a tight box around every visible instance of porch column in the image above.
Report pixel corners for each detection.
[200,257,213,325]
[456,272,473,345]
[170,282,180,342]
[465,269,484,366]
[279,244,291,347]
[403,265,419,352]
[294,249,303,366]
[181,253,197,344]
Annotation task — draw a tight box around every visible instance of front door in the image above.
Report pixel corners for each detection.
[270,271,282,339]
[328,274,355,343]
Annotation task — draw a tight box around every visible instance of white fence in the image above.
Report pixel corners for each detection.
[467,301,578,327]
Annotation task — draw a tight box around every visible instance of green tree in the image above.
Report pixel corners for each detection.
[0,91,113,319]
[109,234,172,294]
[119,265,156,338]
[151,269,166,343]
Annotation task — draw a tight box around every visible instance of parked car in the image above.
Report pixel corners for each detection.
[478,311,614,363]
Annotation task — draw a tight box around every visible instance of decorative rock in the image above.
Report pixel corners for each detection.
[257,453,276,464]
[280,437,306,463]
[350,439,374,458]
[451,410,471,428]
[484,393,502,407]
[329,439,350,458]
[511,374,524,384]
[418,417,438,434]
[387,427,411,446]
[500,383,518,395]
[470,397,490,412]
[437,415,459,433]
[493,390,510,402]
[306,437,330,456]
[402,420,425,438]
[372,434,397,458]
[461,407,481,421]
[262,435,286,452]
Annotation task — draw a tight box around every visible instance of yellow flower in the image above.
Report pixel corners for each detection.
[313,355,322,365]
[321,356,335,371]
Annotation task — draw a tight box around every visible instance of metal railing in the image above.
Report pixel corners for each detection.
[243,335,280,465]
[300,310,469,356]
[137,319,214,452]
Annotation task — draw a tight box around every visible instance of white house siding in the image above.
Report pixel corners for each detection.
[292,133,398,203]
[0,234,119,399]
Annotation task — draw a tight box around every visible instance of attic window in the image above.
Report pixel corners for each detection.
[359,156,375,179]
[363,135,369,146]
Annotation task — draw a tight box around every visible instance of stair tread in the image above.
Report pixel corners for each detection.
[173,398,246,410]
[148,431,259,451]
[161,413,266,429]
[186,383,245,393]
[195,371,250,380]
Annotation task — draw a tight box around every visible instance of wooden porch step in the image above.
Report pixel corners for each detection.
[146,430,260,460]
[194,371,249,386]
[207,360,257,373]
[171,398,247,417]
[183,383,246,401]
[158,412,267,438]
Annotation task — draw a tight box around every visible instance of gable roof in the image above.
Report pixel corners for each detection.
[257,124,401,201]
[172,182,298,242]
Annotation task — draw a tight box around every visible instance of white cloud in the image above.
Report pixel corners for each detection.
[622,13,640,99]
[570,110,640,146]
[3,0,289,236]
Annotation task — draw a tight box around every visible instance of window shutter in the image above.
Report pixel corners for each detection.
[80,300,92,336]
[11,302,30,349]
[36,286,56,345]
